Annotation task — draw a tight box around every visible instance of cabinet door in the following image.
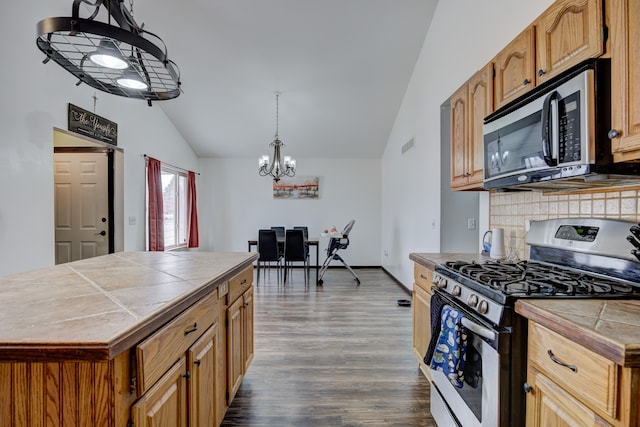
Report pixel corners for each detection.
[467,62,493,187]
[131,357,188,427]
[526,368,612,427]
[450,83,469,189]
[188,322,221,427]
[494,27,536,109]
[226,296,244,403]
[242,287,254,373]
[412,284,431,379]
[536,0,604,84]
[610,0,640,161]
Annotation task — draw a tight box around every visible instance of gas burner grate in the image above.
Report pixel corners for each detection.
[443,260,639,298]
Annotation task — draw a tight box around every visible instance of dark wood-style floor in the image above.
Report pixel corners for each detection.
[221,267,437,426]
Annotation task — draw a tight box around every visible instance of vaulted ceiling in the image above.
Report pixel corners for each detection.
[132,0,438,159]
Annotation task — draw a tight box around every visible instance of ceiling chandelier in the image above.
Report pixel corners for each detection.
[36,0,181,106]
[258,92,296,182]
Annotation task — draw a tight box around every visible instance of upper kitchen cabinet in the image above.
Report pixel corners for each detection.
[450,62,494,190]
[535,0,605,85]
[494,27,536,110]
[609,0,640,161]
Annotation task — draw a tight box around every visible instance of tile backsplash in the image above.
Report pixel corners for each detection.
[489,189,640,260]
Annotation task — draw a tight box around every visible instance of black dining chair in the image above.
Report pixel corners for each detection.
[257,229,283,283]
[284,229,309,284]
[293,226,310,263]
[270,226,286,257]
[270,226,285,239]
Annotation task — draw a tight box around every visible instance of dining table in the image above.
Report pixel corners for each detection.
[248,237,320,285]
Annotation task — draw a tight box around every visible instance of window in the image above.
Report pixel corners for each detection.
[161,167,188,249]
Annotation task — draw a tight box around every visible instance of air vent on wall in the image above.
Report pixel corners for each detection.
[401,138,415,155]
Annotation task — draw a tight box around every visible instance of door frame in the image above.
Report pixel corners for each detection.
[53,128,124,255]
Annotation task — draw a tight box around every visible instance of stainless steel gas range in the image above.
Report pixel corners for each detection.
[426,218,640,427]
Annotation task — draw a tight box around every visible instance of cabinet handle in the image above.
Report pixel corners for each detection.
[608,129,620,139]
[523,382,533,393]
[547,349,577,372]
[420,274,428,280]
[184,322,199,336]
[241,279,247,285]
[523,78,530,86]
[194,359,201,367]
[183,371,191,380]
[538,69,546,77]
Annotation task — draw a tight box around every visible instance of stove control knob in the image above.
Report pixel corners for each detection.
[434,276,448,289]
[478,300,489,314]
[452,285,461,297]
[467,294,478,308]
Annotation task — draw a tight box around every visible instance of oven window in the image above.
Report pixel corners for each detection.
[484,110,544,180]
[454,333,484,421]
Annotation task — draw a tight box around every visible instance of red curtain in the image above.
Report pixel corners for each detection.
[187,171,199,248]
[147,157,164,251]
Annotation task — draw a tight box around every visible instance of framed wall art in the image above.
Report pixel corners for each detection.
[273,176,319,199]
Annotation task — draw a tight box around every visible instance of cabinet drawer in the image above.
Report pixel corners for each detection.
[528,322,618,418]
[228,266,253,304]
[414,264,432,293]
[136,292,219,395]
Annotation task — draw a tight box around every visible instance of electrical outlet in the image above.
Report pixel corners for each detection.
[128,216,136,225]
[467,218,476,230]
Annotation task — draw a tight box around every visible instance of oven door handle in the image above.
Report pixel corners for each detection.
[461,317,496,341]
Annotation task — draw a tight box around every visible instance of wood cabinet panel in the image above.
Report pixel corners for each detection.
[528,322,617,418]
[131,357,188,427]
[450,83,468,189]
[414,263,432,291]
[467,63,493,186]
[227,295,244,402]
[536,0,604,84]
[243,286,255,374]
[494,27,536,109]
[0,359,117,426]
[228,266,253,303]
[450,62,492,190]
[526,367,612,427]
[610,0,640,161]
[136,292,218,395]
[412,263,432,379]
[189,323,221,427]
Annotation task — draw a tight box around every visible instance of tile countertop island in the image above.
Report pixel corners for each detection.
[409,252,640,368]
[0,250,258,361]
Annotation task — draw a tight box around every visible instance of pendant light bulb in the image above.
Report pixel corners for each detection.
[89,39,128,70]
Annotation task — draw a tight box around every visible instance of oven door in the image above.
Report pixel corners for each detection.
[429,291,502,427]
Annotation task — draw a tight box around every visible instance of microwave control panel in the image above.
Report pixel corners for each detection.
[558,91,581,164]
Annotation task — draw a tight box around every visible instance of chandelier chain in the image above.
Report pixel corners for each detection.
[275,92,279,138]
[129,0,134,16]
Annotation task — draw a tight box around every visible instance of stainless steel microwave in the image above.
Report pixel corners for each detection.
[482,59,640,191]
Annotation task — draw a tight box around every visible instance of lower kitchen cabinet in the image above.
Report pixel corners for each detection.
[189,322,222,427]
[227,286,254,403]
[525,321,639,426]
[412,263,432,379]
[131,357,189,427]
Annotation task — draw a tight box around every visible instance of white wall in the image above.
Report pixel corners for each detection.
[197,158,381,266]
[381,0,555,288]
[0,1,198,275]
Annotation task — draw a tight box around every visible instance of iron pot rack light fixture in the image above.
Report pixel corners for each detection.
[258,92,296,183]
[36,0,181,106]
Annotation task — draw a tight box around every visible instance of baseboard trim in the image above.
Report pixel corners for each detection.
[381,267,412,295]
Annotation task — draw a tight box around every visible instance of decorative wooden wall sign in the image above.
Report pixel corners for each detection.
[68,103,118,145]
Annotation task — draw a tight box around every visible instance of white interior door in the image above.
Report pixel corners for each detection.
[54,151,110,264]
